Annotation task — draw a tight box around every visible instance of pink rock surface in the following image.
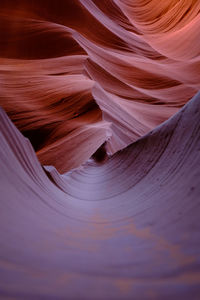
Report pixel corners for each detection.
[0,91,200,299]
[0,1,200,299]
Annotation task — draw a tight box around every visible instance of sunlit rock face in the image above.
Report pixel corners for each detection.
[0,1,200,299]
[1,0,200,172]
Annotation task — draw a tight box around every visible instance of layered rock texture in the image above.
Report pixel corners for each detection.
[0,1,200,299]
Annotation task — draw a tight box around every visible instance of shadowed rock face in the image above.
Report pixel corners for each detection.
[0,90,200,299]
[0,1,200,299]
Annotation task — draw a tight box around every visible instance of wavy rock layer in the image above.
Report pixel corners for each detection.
[1,90,200,299]
[1,1,200,299]
[1,0,200,172]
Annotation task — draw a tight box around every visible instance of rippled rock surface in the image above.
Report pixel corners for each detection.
[0,1,200,299]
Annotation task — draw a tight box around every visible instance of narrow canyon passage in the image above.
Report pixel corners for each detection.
[0,1,200,299]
